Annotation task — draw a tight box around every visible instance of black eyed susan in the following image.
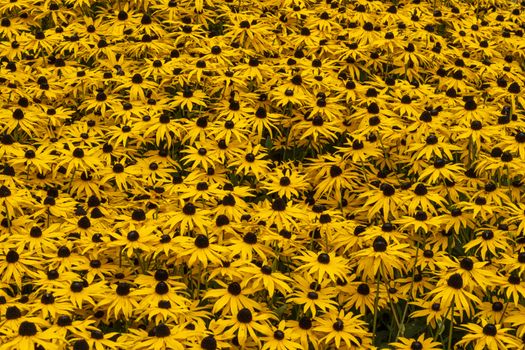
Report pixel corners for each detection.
[80,256,119,283]
[0,321,62,350]
[260,165,309,199]
[55,145,104,178]
[74,328,120,350]
[287,274,338,316]
[108,226,158,259]
[1,0,525,348]
[181,143,217,172]
[500,274,525,306]
[227,231,274,263]
[0,184,32,217]
[390,334,442,350]
[427,273,481,318]
[240,263,293,298]
[307,155,356,202]
[229,142,270,181]
[437,255,500,290]
[255,197,308,232]
[412,246,446,273]
[207,259,246,283]
[214,187,249,226]
[260,320,303,350]
[119,324,189,350]
[162,201,211,235]
[463,228,511,260]
[440,207,474,235]
[395,210,444,233]
[44,242,90,273]
[132,277,192,313]
[97,281,139,321]
[53,279,106,309]
[135,299,187,327]
[30,291,72,320]
[498,251,525,275]
[397,273,436,300]
[352,235,410,280]
[219,308,275,347]
[337,136,383,164]
[286,316,319,349]
[476,299,512,324]
[0,248,41,287]
[295,251,349,283]
[506,305,525,338]
[456,322,521,350]
[343,279,387,315]
[418,158,465,184]
[359,182,405,221]
[174,234,229,268]
[314,309,371,349]
[408,134,462,162]
[410,298,457,329]
[203,280,260,315]
[402,183,448,216]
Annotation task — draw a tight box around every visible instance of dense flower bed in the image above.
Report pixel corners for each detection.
[1,0,525,349]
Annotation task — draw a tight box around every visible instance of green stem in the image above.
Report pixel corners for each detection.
[396,242,420,339]
[135,252,147,274]
[376,131,399,186]
[66,169,77,193]
[382,262,402,340]
[360,160,369,183]
[498,302,508,324]
[146,254,154,271]
[385,283,401,330]
[195,266,202,299]
[506,165,511,196]
[447,303,455,350]
[4,202,12,234]
[437,302,453,338]
[372,272,381,344]
[119,248,123,268]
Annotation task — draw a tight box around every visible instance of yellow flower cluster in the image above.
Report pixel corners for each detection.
[1,0,525,349]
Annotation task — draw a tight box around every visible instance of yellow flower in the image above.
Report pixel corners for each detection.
[260,320,303,350]
[108,226,158,258]
[203,280,260,315]
[287,274,337,316]
[97,282,139,321]
[314,309,371,349]
[352,235,410,280]
[119,324,189,350]
[174,234,229,268]
[219,308,275,347]
[390,334,442,350]
[53,279,105,309]
[171,88,208,112]
[229,142,270,181]
[456,322,521,350]
[260,165,309,199]
[410,298,456,329]
[55,145,103,178]
[294,251,348,284]
[0,321,62,350]
[427,273,481,318]
[162,201,211,235]
[240,263,293,297]
[0,184,32,217]
[0,248,41,287]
